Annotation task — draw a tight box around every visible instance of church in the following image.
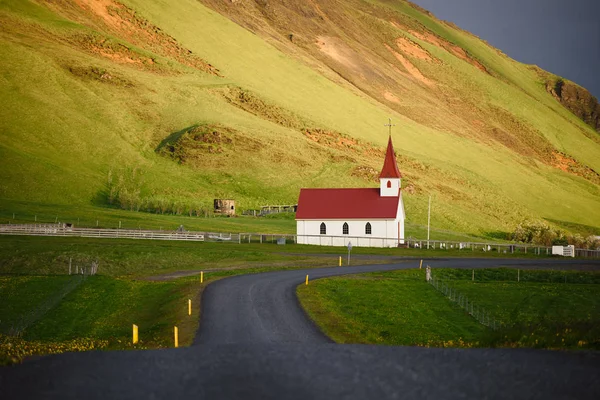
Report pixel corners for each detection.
[296,135,405,248]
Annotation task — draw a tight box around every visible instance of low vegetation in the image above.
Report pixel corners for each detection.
[0,234,551,277]
[298,270,486,346]
[0,274,202,364]
[297,268,600,350]
[511,220,600,249]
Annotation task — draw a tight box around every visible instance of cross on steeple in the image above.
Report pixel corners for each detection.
[384,118,396,137]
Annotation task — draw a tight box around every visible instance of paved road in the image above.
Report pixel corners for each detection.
[2,258,599,399]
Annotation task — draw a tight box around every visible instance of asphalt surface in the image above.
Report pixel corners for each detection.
[2,258,599,399]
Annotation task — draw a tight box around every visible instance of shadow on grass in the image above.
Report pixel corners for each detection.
[482,230,510,241]
[155,125,199,153]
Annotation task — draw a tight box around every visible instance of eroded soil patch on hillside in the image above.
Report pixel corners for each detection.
[552,151,600,184]
[383,91,401,104]
[411,30,488,73]
[157,124,259,163]
[66,64,135,87]
[395,37,434,62]
[316,36,362,71]
[213,86,305,129]
[44,0,221,76]
[385,44,434,86]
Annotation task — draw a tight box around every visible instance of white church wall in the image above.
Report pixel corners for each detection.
[397,193,405,243]
[296,219,400,248]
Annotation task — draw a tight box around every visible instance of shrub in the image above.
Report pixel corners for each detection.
[511,220,599,249]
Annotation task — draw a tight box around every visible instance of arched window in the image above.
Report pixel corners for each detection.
[365,222,372,235]
[342,222,349,235]
[320,222,326,235]
[387,180,391,188]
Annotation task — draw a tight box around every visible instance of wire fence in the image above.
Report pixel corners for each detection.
[1,275,85,336]
[427,268,501,330]
[1,257,101,336]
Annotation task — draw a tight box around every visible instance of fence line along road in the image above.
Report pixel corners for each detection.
[428,271,500,330]
[0,223,599,258]
[0,224,205,242]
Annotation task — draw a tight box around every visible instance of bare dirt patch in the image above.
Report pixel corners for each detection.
[66,31,161,71]
[383,91,401,103]
[157,124,261,164]
[552,151,600,184]
[396,37,433,61]
[47,0,221,76]
[302,128,360,151]
[351,165,379,182]
[66,64,134,87]
[411,30,487,73]
[315,36,362,72]
[214,86,304,129]
[385,44,434,86]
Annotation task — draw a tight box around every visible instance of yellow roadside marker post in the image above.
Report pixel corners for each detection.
[188,299,192,316]
[339,256,342,267]
[306,275,309,285]
[201,271,204,283]
[174,326,179,348]
[420,260,423,269]
[132,324,138,344]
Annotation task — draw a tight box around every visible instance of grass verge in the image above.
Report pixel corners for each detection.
[297,268,600,350]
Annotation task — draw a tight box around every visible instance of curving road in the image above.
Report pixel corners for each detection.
[1,258,600,399]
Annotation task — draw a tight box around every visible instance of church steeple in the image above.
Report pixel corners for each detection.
[379,136,402,179]
[379,135,402,197]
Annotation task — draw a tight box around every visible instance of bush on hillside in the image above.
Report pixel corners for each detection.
[511,220,600,249]
[511,220,561,246]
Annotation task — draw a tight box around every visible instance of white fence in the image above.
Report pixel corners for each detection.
[1,224,599,258]
[0,224,205,242]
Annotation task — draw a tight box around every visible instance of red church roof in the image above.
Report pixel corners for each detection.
[379,136,402,179]
[296,188,400,219]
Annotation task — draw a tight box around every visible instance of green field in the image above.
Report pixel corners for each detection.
[434,268,600,348]
[298,269,486,346]
[0,235,549,277]
[297,268,600,349]
[0,0,598,240]
[0,274,202,364]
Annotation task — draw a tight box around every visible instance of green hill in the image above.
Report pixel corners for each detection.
[0,0,598,238]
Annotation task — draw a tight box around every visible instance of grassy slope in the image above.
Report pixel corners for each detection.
[21,276,199,345]
[298,268,600,349]
[0,274,202,364]
[0,275,76,333]
[0,0,598,238]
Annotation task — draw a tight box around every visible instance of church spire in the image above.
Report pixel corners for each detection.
[379,135,402,179]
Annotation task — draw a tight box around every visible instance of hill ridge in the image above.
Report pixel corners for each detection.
[0,0,598,237]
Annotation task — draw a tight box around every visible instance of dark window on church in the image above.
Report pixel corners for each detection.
[387,180,391,188]
[320,222,326,235]
[365,222,372,235]
[343,222,349,235]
